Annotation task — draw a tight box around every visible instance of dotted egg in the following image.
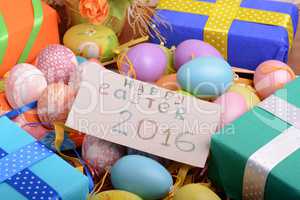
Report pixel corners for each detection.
[35,44,78,84]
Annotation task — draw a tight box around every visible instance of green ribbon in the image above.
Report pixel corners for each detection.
[18,0,43,63]
[0,0,43,65]
[0,14,8,65]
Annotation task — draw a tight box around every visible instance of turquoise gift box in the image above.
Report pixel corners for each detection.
[0,116,89,200]
[209,77,300,200]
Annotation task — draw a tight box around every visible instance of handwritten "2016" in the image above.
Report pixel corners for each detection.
[112,110,196,153]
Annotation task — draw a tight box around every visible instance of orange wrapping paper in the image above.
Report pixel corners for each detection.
[0,0,59,77]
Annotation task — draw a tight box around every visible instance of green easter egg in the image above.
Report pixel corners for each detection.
[174,184,221,200]
[160,46,176,75]
[90,190,143,200]
[63,24,119,62]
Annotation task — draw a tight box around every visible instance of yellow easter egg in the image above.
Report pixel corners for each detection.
[174,184,221,200]
[228,83,261,109]
[90,190,143,200]
[63,24,119,62]
[159,46,176,75]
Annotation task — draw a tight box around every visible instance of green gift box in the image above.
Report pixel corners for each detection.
[209,77,300,200]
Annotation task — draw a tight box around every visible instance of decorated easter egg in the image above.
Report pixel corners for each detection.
[118,43,167,82]
[90,190,143,200]
[174,39,223,70]
[156,74,179,91]
[159,46,176,74]
[35,44,77,84]
[5,63,47,108]
[63,24,119,62]
[228,83,260,109]
[174,184,221,200]
[111,155,173,200]
[214,92,248,129]
[177,56,233,98]
[82,135,126,174]
[76,56,88,64]
[37,83,76,128]
[254,60,295,99]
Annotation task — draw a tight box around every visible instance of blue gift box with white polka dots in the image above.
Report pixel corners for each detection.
[0,117,89,200]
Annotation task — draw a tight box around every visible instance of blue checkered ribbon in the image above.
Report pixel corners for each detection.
[0,141,62,200]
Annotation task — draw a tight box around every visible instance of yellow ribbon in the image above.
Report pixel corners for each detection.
[158,0,294,59]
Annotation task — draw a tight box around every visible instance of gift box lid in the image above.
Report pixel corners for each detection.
[152,0,299,70]
[209,77,300,200]
[0,116,89,200]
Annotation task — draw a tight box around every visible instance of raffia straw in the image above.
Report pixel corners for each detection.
[127,0,172,44]
[117,52,137,79]
[88,168,110,199]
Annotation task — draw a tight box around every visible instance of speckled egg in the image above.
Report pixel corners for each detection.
[82,135,126,174]
[254,60,295,99]
[35,44,78,84]
[90,190,143,200]
[37,82,76,128]
[228,83,261,109]
[63,24,119,62]
[111,155,173,200]
[174,184,221,200]
[5,63,47,108]
[177,56,233,98]
[118,43,167,82]
[174,39,223,70]
[214,92,248,129]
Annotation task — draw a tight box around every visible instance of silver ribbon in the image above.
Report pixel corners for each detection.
[243,95,300,200]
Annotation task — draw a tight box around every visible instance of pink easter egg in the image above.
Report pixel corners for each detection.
[254,60,295,99]
[82,135,126,175]
[5,63,47,108]
[174,39,223,70]
[37,82,76,128]
[35,44,78,84]
[214,92,248,129]
[118,43,167,82]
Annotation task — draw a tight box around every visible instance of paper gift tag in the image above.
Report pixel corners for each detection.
[66,63,220,167]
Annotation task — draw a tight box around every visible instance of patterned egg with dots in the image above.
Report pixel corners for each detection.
[35,44,78,84]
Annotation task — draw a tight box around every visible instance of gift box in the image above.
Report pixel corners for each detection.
[0,116,89,200]
[209,78,300,200]
[0,0,59,77]
[151,0,299,70]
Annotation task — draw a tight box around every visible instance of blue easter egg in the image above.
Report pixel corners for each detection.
[177,56,233,98]
[111,155,173,200]
[76,56,88,64]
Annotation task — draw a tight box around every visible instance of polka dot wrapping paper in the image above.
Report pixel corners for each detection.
[0,117,89,200]
[209,77,300,200]
[152,0,299,70]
